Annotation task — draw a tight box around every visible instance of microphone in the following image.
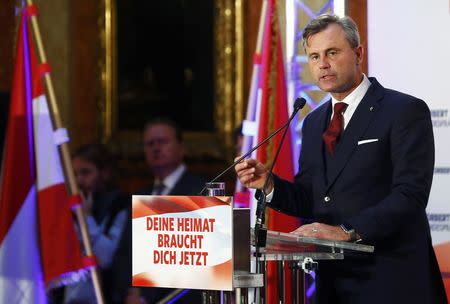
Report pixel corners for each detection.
[252,98,306,264]
[198,97,306,195]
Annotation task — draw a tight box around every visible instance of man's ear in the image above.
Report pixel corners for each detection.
[179,144,185,160]
[355,45,364,65]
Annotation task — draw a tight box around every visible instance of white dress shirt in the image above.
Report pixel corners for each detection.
[152,164,186,195]
[267,74,372,201]
[330,74,371,129]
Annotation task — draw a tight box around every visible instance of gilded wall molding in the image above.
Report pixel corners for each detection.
[214,0,245,159]
[100,0,117,143]
[100,1,244,163]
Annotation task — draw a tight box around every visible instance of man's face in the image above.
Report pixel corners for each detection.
[143,123,184,173]
[73,157,102,196]
[305,23,363,100]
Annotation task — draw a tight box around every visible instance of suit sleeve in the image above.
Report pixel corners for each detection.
[347,98,434,243]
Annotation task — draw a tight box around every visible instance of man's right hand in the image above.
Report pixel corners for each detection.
[234,158,273,192]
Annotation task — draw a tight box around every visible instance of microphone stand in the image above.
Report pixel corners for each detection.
[198,99,304,195]
[254,105,299,273]
[198,122,292,195]
[199,97,306,196]
[197,97,305,301]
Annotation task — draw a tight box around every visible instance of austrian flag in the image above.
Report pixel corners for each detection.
[0,11,85,303]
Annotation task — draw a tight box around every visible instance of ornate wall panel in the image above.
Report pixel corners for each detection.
[99,0,247,190]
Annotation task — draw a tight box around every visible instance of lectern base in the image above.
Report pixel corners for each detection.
[201,271,263,304]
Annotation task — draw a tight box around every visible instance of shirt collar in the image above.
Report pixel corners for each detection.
[331,74,371,110]
[154,164,186,190]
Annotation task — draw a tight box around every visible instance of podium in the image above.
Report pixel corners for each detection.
[259,228,374,262]
[213,210,374,304]
[131,195,373,304]
[249,228,374,304]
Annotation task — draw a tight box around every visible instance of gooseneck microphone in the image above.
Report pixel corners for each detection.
[198,97,306,196]
[253,97,306,262]
[255,97,306,224]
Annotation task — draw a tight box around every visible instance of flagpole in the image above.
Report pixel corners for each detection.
[24,1,105,303]
[235,0,268,196]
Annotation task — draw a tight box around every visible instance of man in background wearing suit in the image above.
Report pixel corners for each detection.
[112,118,205,304]
[235,14,447,304]
[139,117,205,196]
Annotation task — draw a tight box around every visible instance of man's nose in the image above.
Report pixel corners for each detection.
[146,142,160,150]
[150,144,161,152]
[319,57,330,69]
[75,176,83,188]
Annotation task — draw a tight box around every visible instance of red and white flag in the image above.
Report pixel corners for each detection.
[0,11,85,303]
[239,0,300,302]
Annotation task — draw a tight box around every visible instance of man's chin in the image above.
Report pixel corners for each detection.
[150,163,173,172]
[148,159,166,166]
[317,83,349,95]
[317,85,336,93]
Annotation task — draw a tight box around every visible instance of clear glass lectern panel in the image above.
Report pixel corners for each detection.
[252,229,374,261]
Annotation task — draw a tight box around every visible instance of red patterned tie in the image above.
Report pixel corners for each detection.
[323,102,348,154]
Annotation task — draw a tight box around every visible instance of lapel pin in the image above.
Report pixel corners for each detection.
[369,106,374,111]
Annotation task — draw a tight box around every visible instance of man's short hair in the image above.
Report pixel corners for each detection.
[302,14,360,49]
[144,117,183,143]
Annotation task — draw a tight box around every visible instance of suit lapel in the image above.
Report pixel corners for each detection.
[306,101,332,190]
[169,171,187,195]
[325,78,384,191]
[314,101,332,161]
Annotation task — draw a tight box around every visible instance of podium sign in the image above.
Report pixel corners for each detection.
[132,195,233,291]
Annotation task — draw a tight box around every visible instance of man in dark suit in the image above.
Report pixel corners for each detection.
[235,14,447,303]
[138,117,205,196]
[111,117,205,304]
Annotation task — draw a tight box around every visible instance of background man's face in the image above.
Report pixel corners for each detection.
[73,157,102,196]
[143,123,184,173]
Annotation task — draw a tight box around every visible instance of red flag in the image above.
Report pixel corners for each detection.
[255,0,300,302]
[0,11,85,302]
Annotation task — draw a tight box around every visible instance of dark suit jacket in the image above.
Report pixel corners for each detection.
[110,170,205,304]
[136,170,206,196]
[270,78,447,304]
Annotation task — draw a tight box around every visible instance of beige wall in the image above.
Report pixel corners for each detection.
[34,0,72,132]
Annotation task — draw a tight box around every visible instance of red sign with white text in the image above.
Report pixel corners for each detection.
[132,195,233,291]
